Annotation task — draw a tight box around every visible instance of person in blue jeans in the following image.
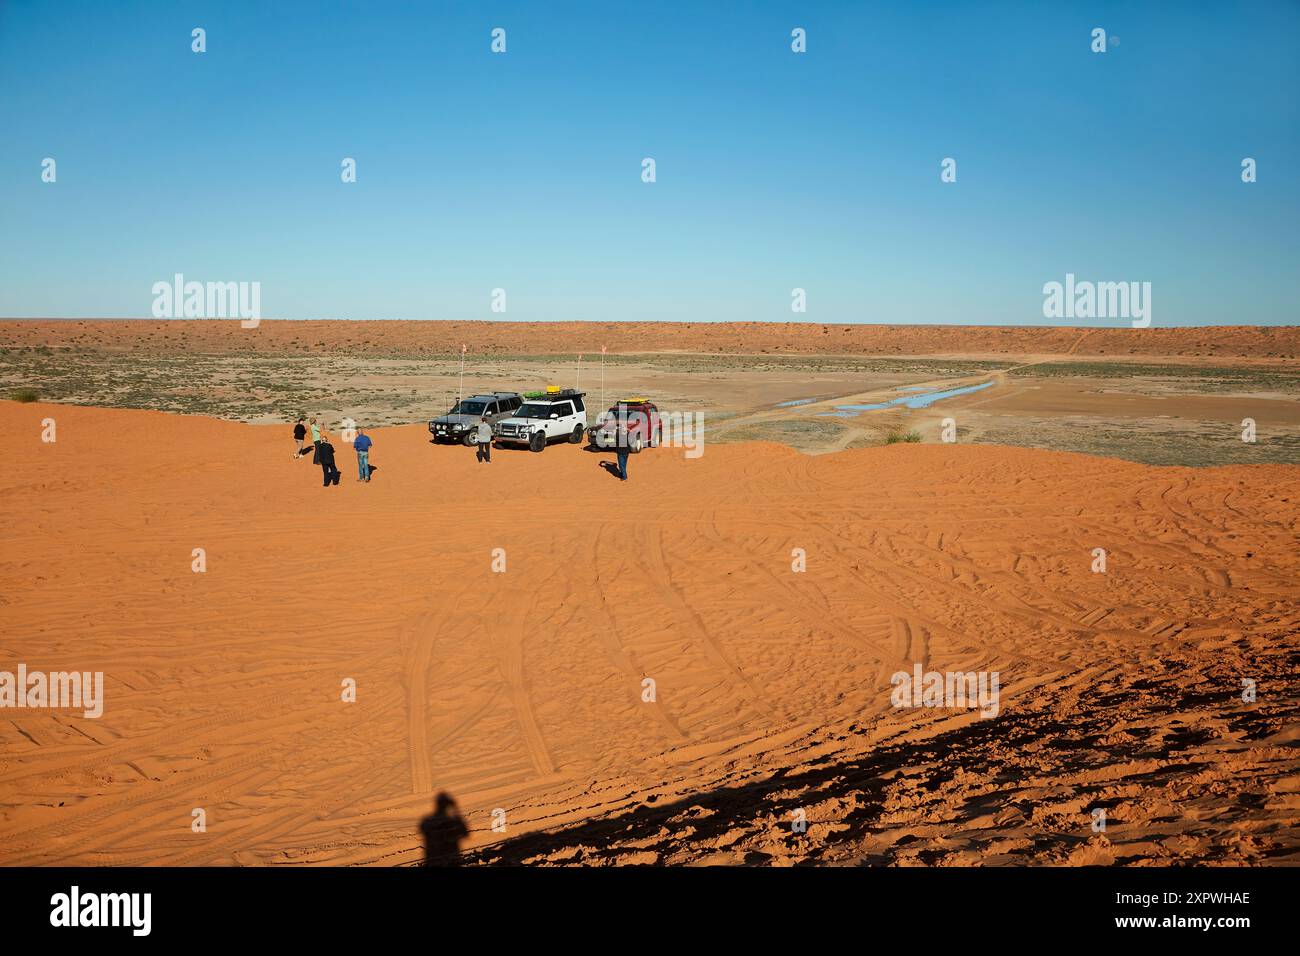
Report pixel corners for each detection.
[354,428,373,482]
[614,422,631,481]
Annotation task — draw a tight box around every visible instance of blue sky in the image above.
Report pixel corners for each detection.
[1,0,1297,325]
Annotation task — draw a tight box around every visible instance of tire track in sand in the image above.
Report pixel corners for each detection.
[401,606,444,795]
[492,561,563,779]
[636,524,777,720]
[587,524,689,743]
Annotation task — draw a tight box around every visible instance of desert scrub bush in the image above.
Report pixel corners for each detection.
[884,430,922,444]
[10,387,39,402]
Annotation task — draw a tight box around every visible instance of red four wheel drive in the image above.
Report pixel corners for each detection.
[587,398,660,452]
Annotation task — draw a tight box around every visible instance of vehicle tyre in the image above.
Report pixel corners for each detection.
[628,433,643,454]
[462,431,477,447]
[569,425,584,444]
[529,431,546,453]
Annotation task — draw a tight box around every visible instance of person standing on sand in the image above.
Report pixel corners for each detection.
[354,428,373,482]
[309,416,323,464]
[292,418,308,458]
[318,434,341,487]
[474,417,492,463]
[613,416,631,482]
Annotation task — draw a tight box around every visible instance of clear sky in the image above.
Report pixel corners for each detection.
[1,0,1297,326]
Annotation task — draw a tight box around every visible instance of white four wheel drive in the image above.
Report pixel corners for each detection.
[493,387,587,452]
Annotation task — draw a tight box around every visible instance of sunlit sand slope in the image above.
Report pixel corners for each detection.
[1,402,1296,865]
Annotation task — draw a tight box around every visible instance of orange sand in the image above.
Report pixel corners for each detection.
[1,402,1296,865]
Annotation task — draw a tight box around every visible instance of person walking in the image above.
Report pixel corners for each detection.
[474,417,493,463]
[354,428,373,482]
[292,418,308,458]
[309,416,323,464]
[318,435,341,487]
[614,416,631,481]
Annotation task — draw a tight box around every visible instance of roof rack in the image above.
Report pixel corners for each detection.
[461,391,521,401]
[523,387,585,400]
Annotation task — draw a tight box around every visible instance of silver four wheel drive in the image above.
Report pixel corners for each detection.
[429,392,524,446]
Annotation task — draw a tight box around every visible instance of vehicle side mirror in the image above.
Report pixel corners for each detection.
[549,413,559,419]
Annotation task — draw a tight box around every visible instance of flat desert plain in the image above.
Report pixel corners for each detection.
[1,321,1298,866]
[3,321,1299,466]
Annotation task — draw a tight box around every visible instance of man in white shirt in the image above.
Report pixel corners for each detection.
[475,417,493,463]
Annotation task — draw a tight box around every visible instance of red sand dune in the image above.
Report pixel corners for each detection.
[0,402,1297,865]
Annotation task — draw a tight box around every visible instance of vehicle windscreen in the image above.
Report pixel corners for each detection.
[605,408,649,424]
[450,401,486,416]
[513,402,550,419]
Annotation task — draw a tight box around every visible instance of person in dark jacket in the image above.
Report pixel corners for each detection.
[318,437,341,486]
[292,418,308,458]
[613,411,632,481]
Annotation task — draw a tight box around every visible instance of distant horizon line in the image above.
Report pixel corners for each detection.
[2,317,1296,331]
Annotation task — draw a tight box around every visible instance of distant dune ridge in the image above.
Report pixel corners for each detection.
[1,320,1298,360]
[1,401,1296,865]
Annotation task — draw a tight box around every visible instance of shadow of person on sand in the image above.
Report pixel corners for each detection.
[420,791,469,866]
[599,461,623,480]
